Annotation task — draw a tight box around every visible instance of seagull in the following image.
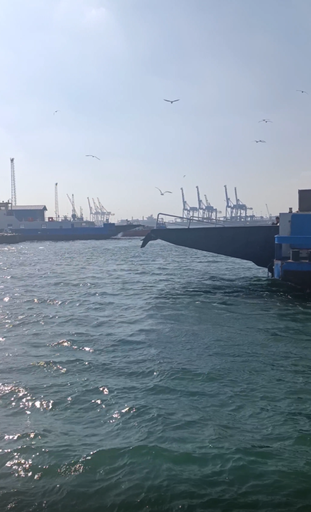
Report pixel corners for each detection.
[183,175,186,178]
[259,119,272,123]
[297,90,308,94]
[155,187,172,195]
[254,140,266,143]
[86,155,100,160]
[53,110,59,115]
[164,99,180,104]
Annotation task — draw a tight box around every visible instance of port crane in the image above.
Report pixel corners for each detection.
[181,188,191,217]
[233,187,253,220]
[196,186,217,220]
[204,195,219,219]
[196,186,206,218]
[181,188,198,218]
[97,198,114,223]
[66,194,82,221]
[224,185,235,219]
[87,197,93,221]
[92,198,102,223]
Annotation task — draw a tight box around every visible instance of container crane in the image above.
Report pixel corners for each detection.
[203,192,217,220]
[234,187,253,220]
[224,185,235,219]
[196,186,206,218]
[92,198,102,223]
[181,188,192,217]
[87,197,93,221]
[97,198,114,223]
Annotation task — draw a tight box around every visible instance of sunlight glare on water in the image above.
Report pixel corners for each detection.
[0,239,311,511]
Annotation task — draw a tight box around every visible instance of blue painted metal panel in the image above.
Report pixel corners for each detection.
[275,235,311,248]
[281,261,311,272]
[291,213,311,236]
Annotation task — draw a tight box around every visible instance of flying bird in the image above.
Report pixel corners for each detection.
[297,90,308,94]
[86,155,100,160]
[259,119,272,123]
[53,110,59,115]
[164,99,180,104]
[254,140,266,143]
[155,187,172,195]
[183,175,186,178]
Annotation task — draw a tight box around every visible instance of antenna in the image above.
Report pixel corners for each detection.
[55,183,59,220]
[10,158,16,206]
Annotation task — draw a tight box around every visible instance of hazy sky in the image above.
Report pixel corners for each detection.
[1,0,311,220]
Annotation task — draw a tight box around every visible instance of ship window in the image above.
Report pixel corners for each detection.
[42,224,47,228]
[20,224,24,228]
[7,224,12,228]
[59,225,63,229]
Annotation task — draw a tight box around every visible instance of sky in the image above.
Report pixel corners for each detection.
[1,0,311,220]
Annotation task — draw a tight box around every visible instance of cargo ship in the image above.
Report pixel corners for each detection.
[0,202,139,242]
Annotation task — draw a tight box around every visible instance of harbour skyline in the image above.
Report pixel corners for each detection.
[1,0,311,218]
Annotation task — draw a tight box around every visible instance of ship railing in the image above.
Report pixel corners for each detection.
[156,213,226,229]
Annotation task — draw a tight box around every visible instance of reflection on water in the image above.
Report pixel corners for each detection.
[0,240,311,511]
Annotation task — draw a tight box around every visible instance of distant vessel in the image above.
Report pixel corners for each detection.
[0,202,139,241]
[117,215,156,237]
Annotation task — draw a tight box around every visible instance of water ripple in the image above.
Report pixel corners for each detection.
[0,240,311,511]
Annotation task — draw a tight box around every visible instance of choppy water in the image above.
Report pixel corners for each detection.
[1,239,311,511]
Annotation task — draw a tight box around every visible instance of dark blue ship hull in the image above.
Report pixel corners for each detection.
[142,224,279,269]
[10,224,138,242]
